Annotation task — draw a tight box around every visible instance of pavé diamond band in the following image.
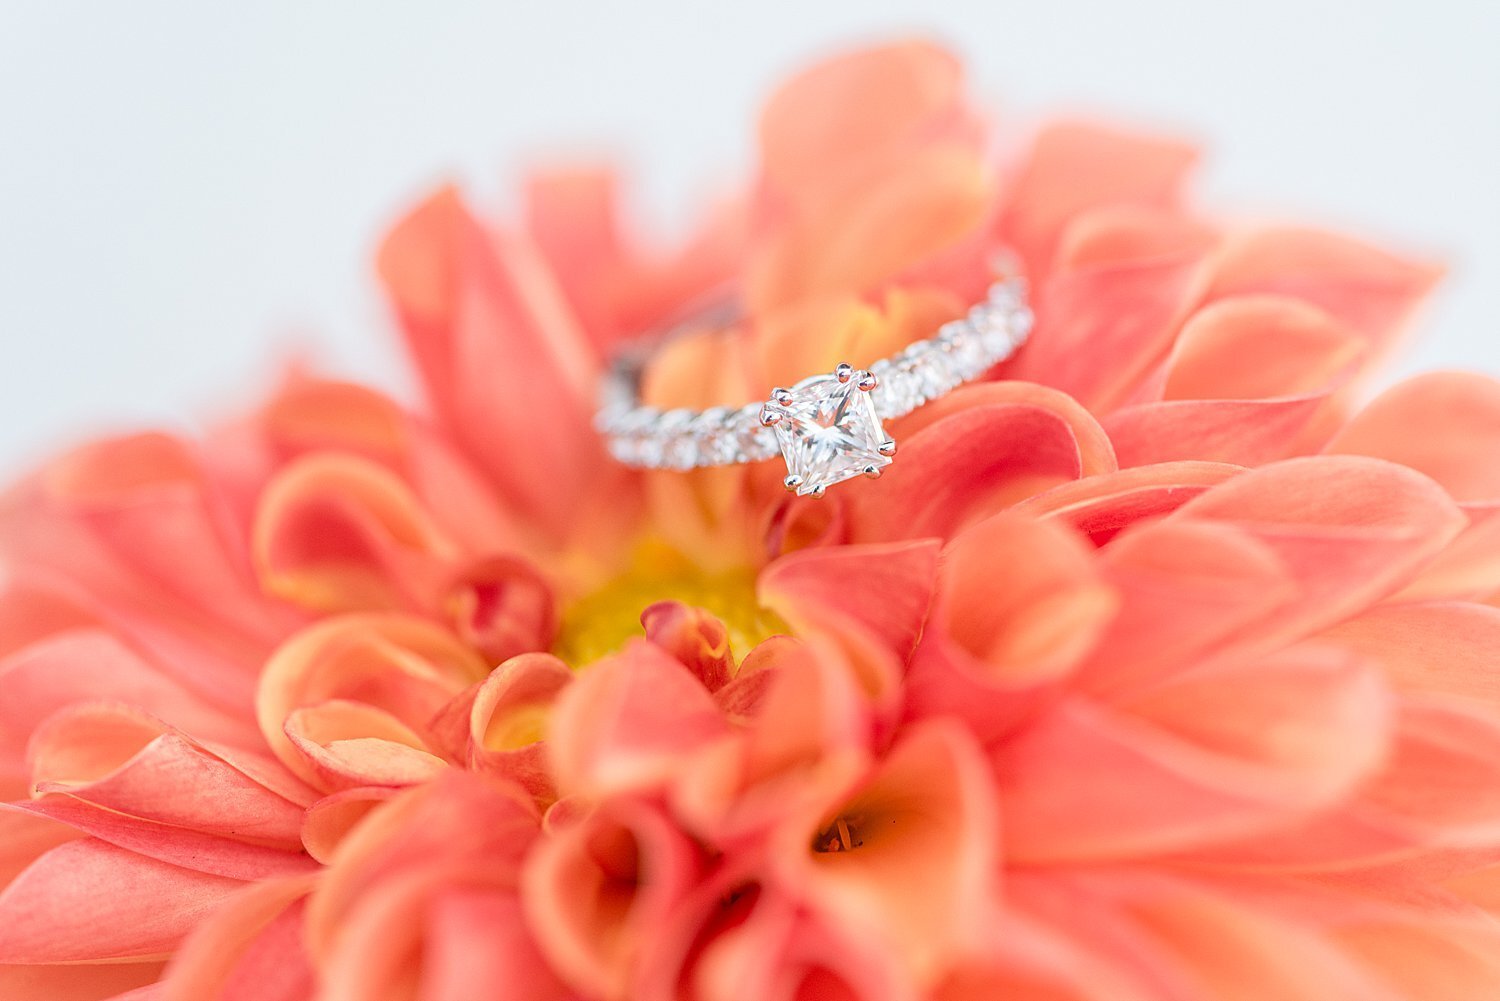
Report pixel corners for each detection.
[597,277,1033,497]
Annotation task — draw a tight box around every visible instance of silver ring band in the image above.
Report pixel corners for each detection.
[596,277,1033,497]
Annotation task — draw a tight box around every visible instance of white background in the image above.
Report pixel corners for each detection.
[1,1,1496,475]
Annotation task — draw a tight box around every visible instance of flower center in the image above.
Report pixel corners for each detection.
[812,814,867,853]
[552,546,788,667]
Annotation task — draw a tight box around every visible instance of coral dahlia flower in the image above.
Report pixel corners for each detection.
[5,37,1500,1001]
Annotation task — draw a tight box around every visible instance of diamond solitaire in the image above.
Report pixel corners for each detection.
[760,366,894,497]
[597,276,1033,496]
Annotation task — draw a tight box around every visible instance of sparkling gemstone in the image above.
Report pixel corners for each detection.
[869,359,921,418]
[768,374,893,496]
[728,404,779,461]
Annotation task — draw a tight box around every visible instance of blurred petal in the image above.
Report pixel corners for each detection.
[774,721,999,982]
[1204,227,1441,357]
[853,403,1087,541]
[641,602,735,692]
[0,629,259,756]
[0,962,165,1001]
[444,556,558,666]
[546,640,728,800]
[523,801,701,999]
[159,875,316,1001]
[467,653,573,801]
[1073,519,1295,698]
[907,513,1115,741]
[1322,601,1500,708]
[1163,295,1365,402]
[1013,461,1242,545]
[997,644,1391,863]
[758,40,974,199]
[759,539,940,705]
[377,187,603,537]
[1165,456,1466,646]
[256,614,488,787]
[997,122,1198,280]
[253,453,458,614]
[0,839,245,962]
[1006,212,1211,412]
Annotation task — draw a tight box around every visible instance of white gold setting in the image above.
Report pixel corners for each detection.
[597,277,1033,497]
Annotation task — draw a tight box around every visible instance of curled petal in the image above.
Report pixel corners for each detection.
[546,640,729,800]
[262,377,525,558]
[1013,461,1242,545]
[318,871,566,1001]
[895,381,1117,477]
[674,641,871,844]
[253,452,458,614]
[304,772,539,962]
[28,706,307,847]
[284,700,447,791]
[300,787,399,865]
[256,613,488,785]
[444,555,558,667]
[664,882,920,1001]
[1162,294,1365,403]
[468,653,574,801]
[523,801,702,1000]
[642,602,735,692]
[906,513,1115,741]
[759,539,940,706]
[853,403,1086,542]
[773,721,1000,983]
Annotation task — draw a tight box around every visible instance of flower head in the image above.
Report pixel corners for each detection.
[4,38,1500,1001]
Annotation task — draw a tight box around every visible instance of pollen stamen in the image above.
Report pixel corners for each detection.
[813,815,865,853]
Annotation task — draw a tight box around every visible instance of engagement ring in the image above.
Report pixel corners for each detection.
[597,276,1033,497]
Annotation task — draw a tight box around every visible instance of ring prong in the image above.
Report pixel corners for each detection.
[863,465,881,479]
[783,474,803,493]
[759,406,782,427]
[856,371,878,392]
[807,484,826,499]
[771,387,793,404]
[878,439,897,457]
[834,363,855,383]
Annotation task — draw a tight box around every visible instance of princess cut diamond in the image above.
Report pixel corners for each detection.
[761,369,894,497]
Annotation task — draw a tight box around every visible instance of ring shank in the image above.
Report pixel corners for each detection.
[597,278,1033,471]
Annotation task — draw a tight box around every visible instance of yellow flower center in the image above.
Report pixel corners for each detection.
[552,545,787,668]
